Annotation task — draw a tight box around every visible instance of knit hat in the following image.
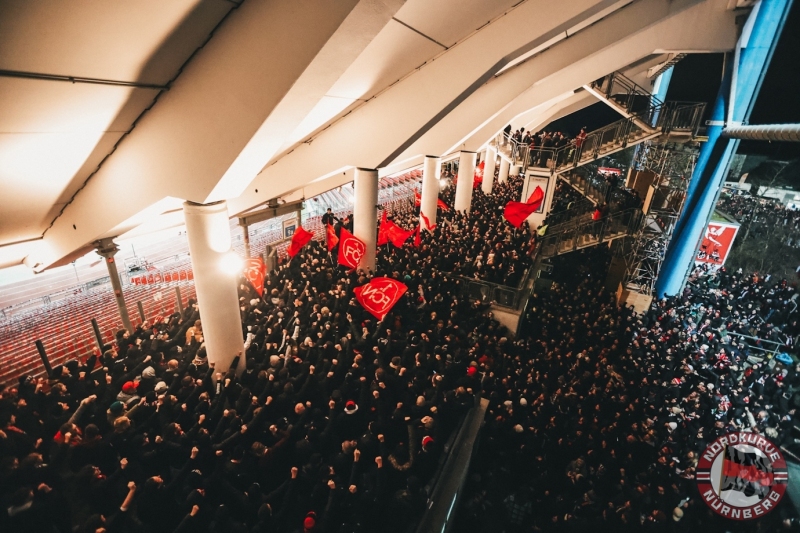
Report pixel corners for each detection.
[344,400,358,415]
[303,511,317,530]
[122,381,138,394]
[422,436,434,449]
[142,366,156,379]
[154,381,168,393]
[467,366,477,377]
[109,401,124,415]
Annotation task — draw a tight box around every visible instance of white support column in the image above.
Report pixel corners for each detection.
[183,201,245,373]
[511,164,522,177]
[354,168,378,272]
[420,156,441,227]
[482,146,497,195]
[454,151,476,213]
[498,157,510,185]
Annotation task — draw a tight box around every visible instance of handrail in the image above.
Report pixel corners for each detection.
[547,196,596,226]
[591,71,664,113]
[538,208,642,259]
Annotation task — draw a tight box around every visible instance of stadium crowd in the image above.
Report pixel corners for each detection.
[455,251,800,532]
[718,191,800,247]
[1,169,799,533]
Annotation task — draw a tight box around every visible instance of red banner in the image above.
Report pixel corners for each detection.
[437,198,450,212]
[414,191,421,206]
[474,160,484,187]
[243,257,267,296]
[326,223,339,252]
[377,210,390,246]
[386,222,414,248]
[354,277,408,320]
[338,227,366,270]
[696,222,739,267]
[288,226,314,257]
[420,211,436,232]
[413,225,421,248]
[503,186,544,228]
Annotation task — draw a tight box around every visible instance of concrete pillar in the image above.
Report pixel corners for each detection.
[482,146,497,195]
[420,155,441,228]
[241,224,251,258]
[454,151,476,213]
[95,239,133,333]
[354,168,378,272]
[511,164,521,177]
[498,157,510,185]
[183,200,245,373]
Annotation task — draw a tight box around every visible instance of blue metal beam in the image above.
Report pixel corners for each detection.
[655,0,794,297]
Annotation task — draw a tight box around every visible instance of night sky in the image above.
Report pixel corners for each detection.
[667,1,800,159]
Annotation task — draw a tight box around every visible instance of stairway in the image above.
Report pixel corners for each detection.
[538,208,642,259]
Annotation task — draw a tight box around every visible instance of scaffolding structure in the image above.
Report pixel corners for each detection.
[622,141,698,295]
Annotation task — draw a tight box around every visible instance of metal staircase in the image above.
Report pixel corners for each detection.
[537,208,643,259]
[492,72,705,181]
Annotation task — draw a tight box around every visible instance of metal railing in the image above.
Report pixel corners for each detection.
[494,100,705,179]
[558,165,610,205]
[538,208,643,259]
[457,262,537,311]
[546,195,596,226]
[590,71,663,114]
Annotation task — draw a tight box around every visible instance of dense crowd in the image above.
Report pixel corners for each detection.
[455,250,800,532]
[2,169,799,533]
[718,191,800,247]
[437,176,534,286]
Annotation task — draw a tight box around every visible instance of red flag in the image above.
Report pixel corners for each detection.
[378,210,390,246]
[420,212,436,232]
[437,198,450,211]
[503,186,545,228]
[243,257,267,296]
[386,222,414,248]
[414,225,421,248]
[326,223,339,252]
[338,227,366,270]
[354,277,408,320]
[288,226,313,257]
[414,191,421,206]
[473,160,484,188]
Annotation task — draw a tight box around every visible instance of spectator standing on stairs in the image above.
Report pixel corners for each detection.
[574,127,587,165]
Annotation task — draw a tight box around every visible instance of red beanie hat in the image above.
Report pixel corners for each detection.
[304,512,317,530]
[467,366,477,377]
[422,436,434,449]
[122,381,138,393]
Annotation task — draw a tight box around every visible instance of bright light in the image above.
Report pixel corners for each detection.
[439,178,449,190]
[219,252,243,276]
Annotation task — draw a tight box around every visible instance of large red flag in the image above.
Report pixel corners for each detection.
[287,226,314,257]
[473,160,484,188]
[377,210,390,246]
[386,222,414,248]
[326,223,339,252]
[413,225,421,248]
[243,257,267,296]
[503,186,545,228]
[338,227,366,270]
[437,198,450,211]
[354,277,408,320]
